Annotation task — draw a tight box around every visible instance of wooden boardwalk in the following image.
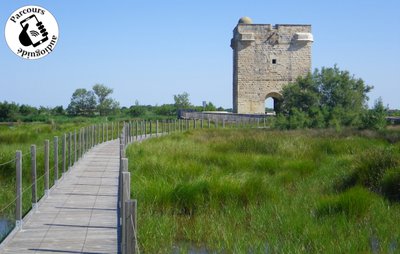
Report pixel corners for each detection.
[0,140,120,254]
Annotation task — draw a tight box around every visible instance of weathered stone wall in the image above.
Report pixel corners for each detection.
[180,111,270,123]
[231,20,313,114]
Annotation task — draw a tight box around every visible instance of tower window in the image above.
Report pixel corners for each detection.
[272,59,277,64]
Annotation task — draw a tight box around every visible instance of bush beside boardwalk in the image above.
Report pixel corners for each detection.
[127,128,400,253]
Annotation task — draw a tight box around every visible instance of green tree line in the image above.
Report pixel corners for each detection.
[0,85,223,122]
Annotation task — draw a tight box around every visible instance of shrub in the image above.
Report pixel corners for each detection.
[279,66,376,130]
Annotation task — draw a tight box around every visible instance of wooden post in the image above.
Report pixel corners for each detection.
[106,123,109,141]
[30,145,37,210]
[102,123,105,143]
[112,122,114,140]
[91,125,93,147]
[150,120,152,137]
[156,120,159,137]
[93,125,96,146]
[130,122,132,143]
[74,130,77,163]
[117,121,120,139]
[89,125,92,148]
[125,199,137,254]
[194,119,196,129]
[201,119,204,129]
[98,124,101,144]
[82,128,85,155]
[79,129,82,159]
[16,150,22,228]
[144,120,147,138]
[93,125,95,146]
[135,121,138,140]
[44,140,49,196]
[54,137,59,184]
[68,132,72,169]
[86,127,88,151]
[223,119,225,128]
[121,160,130,254]
[62,134,66,175]
[215,119,218,128]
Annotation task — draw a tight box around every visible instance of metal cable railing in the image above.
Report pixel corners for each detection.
[0,122,121,244]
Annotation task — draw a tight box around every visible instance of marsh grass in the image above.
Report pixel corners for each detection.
[127,128,400,253]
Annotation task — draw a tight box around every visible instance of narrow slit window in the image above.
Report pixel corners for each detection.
[272,59,277,64]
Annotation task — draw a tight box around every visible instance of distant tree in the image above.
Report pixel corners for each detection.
[128,100,146,117]
[361,98,387,130]
[67,89,97,116]
[19,104,37,115]
[52,105,65,115]
[156,104,176,116]
[174,92,191,109]
[204,102,217,111]
[92,84,119,116]
[0,101,19,121]
[279,66,374,129]
[38,106,52,115]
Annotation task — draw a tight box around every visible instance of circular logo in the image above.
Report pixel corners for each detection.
[5,5,59,60]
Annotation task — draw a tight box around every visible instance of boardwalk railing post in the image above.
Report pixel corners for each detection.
[44,139,50,196]
[150,120,152,137]
[102,123,105,143]
[79,129,82,159]
[208,118,211,128]
[135,121,138,141]
[117,121,120,138]
[54,137,59,184]
[31,145,37,211]
[121,159,130,254]
[112,122,114,140]
[156,120,159,137]
[68,132,72,170]
[74,130,77,164]
[125,199,137,254]
[144,120,147,138]
[91,124,96,148]
[106,123,109,141]
[62,134,66,175]
[16,150,22,229]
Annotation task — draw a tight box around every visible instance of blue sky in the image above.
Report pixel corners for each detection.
[1,0,399,109]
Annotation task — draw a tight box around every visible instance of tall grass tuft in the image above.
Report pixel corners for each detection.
[316,186,374,218]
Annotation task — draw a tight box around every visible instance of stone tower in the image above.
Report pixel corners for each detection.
[231,17,313,114]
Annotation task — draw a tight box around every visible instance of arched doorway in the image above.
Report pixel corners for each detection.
[264,92,282,114]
